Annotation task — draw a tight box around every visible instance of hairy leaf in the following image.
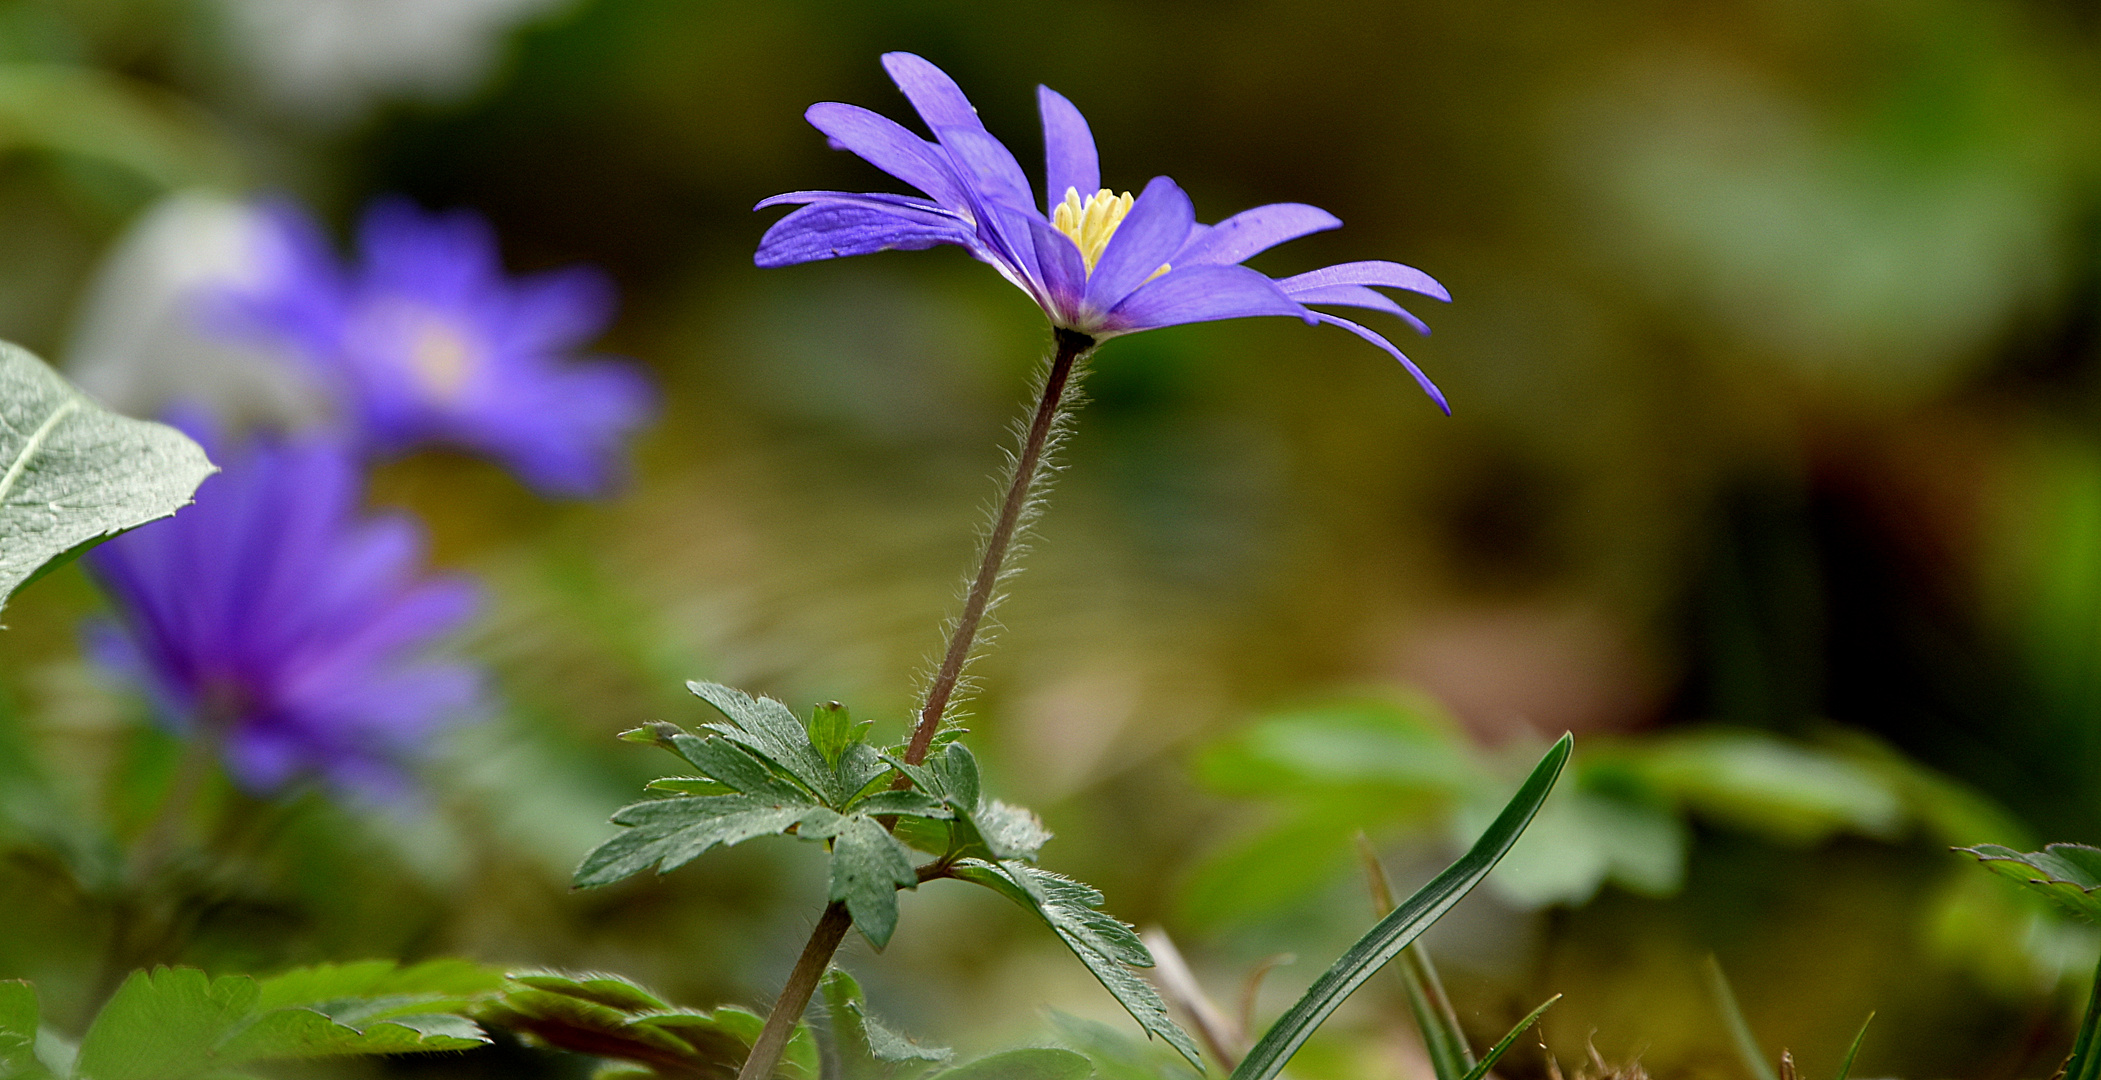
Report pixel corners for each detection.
[0,342,214,614]
[688,682,838,799]
[820,969,950,1080]
[1227,734,1571,1080]
[576,794,822,888]
[932,1049,1091,1080]
[830,817,919,948]
[1960,843,2101,923]
[953,859,1200,1069]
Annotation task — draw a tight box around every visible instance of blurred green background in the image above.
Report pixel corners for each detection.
[2,0,2101,1077]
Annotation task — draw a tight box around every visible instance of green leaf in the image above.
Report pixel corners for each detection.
[953,859,1200,1070]
[0,980,45,1080]
[1832,1013,1871,1080]
[1394,949,1471,1080]
[1455,995,1557,1080]
[75,968,257,1080]
[931,1049,1091,1080]
[254,960,504,1010]
[810,703,868,769]
[0,342,214,614]
[1959,843,2101,922]
[845,791,953,820]
[1226,733,1571,1080]
[884,747,1049,862]
[672,736,812,802]
[819,969,950,1080]
[1703,957,1776,1080]
[482,971,815,1080]
[830,817,919,948]
[213,1009,484,1064]
[688,682,838,800]
[575,794,823,889]
[2067,958,2101,1080]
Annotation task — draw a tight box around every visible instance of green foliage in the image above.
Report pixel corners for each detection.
[819,969,951,1080]
[1831,1013,1873,1080]
[949,859,1198,1069]
[1191,694,2023,923]
[0,341,214,614]
[479,969,816,1080]
[1704,957,1777,1080]
[583,683,1192,1056]
[0,963,501,1080]
[933,1050,1090,1080]
[1456,994,1558,1080]
[1227,734,1570,1080]
[576,682,954,947]
[1960,843,2101,922]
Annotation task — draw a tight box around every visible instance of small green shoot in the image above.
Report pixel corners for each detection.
[1704,956,1777,1080]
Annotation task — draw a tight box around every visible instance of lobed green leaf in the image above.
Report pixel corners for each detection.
[953,859,1199,1069]
[1959,843,2101,923]
[575,795,823,889]
[688,682,840,801]
[830,818,920,948]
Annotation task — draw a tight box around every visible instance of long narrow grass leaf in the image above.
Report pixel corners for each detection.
[2067,956,2101,1080]
[1831,1012,1872,1080]
[1703,957,1777,1080]
[1457,995,1559,1080]
[1359,835,1472,1080]
[1227,734,1571,1080]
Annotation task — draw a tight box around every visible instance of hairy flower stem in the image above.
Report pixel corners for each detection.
[735,330,1093,1080]
[906,327,1093,767]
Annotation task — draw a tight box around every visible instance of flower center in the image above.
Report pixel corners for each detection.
[405,314,477,401]
[1052,187,1171,282]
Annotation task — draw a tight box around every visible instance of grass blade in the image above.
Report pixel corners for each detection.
[1703,957,1777,1080]
[1831,1012,1872,1080]
[1458,995,1560,1080]
[1227,734,1572,1080]
[2067,955,2101,1080]
[1359,835,1472,1080]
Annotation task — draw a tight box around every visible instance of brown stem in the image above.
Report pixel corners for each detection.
[905,328,1092,767]
[737,332,1094,1080]
[735,901,853,1080]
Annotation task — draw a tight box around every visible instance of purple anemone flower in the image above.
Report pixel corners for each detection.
[218,198,656,495]
[756,53,1452,412]
[85,420,483,801]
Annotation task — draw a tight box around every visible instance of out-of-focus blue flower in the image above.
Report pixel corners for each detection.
[218,198,655,495]
[756,53,1452,411]
[86,420,483,800]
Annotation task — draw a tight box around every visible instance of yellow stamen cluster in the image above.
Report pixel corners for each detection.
[407,316,476,400]
[1051,186,1169,283]
[1053,187,1131,272]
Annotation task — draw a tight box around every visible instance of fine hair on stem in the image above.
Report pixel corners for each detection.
[908,328,1092,761]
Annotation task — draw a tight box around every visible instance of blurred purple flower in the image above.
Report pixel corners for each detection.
[757,53,1452,411]
[86,420,483,800]
[219,198,656,495]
